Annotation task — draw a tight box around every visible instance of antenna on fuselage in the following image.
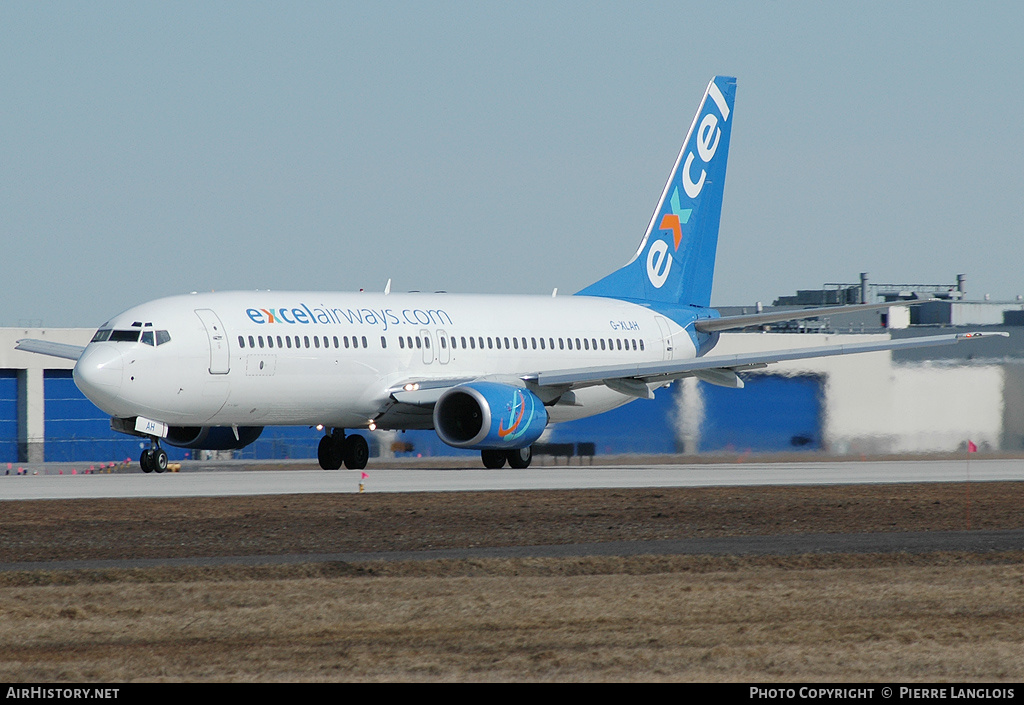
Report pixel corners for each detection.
[384,278,392,295]
[552,288,558,297]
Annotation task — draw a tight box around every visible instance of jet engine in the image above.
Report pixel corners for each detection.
[164,425,264,450]
[433,382,547,450]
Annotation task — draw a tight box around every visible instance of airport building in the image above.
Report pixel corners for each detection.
[2,274,1022,464]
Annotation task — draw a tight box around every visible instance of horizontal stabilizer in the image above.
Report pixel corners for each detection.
[694,301,933,333]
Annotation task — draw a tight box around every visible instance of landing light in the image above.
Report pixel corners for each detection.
[403,383,420,392]
[315,424,325,431]
[368,421,377,431]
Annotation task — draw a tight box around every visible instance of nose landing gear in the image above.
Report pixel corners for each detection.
[140,441,168,473]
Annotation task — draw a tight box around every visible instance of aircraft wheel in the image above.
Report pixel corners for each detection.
[318,435,344,470]
[153,449,168,473]
[507,446,532,469]
[344,434,369,470]
[140,450,154,473]
[481,449,506,469]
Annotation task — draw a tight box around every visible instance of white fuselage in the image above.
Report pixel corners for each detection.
[72,291,696,432]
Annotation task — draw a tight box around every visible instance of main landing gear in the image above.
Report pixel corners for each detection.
[140,440,168,473]
[481,446,532,469]
[317,429,369,471]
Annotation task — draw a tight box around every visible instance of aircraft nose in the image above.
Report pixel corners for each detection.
[73,345,124,411]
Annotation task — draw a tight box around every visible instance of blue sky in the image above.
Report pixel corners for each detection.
[2,2,1022,326]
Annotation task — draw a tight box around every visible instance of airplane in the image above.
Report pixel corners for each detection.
[16,76,1005,473]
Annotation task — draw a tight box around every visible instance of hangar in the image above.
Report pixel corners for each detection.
[2,276,1022,464]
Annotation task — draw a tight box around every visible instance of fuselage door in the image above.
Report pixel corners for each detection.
[655,315,673,361]
[420,329,434,364]
[195,309,230,374]
[437,329,450,364]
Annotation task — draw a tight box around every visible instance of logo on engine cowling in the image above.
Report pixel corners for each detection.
[498,390,530,441]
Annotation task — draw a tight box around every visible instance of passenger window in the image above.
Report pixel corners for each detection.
[494,337,501,349]
[248,335,255,348]
[461,336,467,349]
[362,336,367,347]
[424,337,430,348]
[583,338,589,351]
[333,336,339,348]
[277,336,283,348]
[304,336,310,348]
[398,337,404,349]
[487,337,493,349]
[415,337,421,349]
[381,336,387,349]
[639,340,645,351]
[286,336,292,349]
[559,338,564,350]
[513,337,519,350]
[259,336,265,348]
[238,336,246,348]
[267,336,274,349]
[314,336,320,348]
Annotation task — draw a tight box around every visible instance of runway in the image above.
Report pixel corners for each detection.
[3,458,1023,573]
[2,457,1022,501]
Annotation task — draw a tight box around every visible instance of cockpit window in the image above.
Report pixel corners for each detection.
[155,330,171,345]
[141,331,155,346]
[91,329,112,343]
[109,330,141,342]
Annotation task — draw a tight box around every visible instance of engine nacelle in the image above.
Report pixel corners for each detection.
[164,426,264,450]
[433,382,548,450]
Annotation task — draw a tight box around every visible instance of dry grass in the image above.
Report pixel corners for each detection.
[1,553,1023,682]
[2,483,1023,681]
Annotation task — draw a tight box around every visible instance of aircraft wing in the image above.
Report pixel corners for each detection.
[530,332,1008,394]
[15,339,86,361]
[386,377,478,406]
[694,301,924,333]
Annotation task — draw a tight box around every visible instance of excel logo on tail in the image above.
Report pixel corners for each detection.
[646,80,731,289]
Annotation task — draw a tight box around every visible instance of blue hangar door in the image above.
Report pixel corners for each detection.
[0,371,16,464]
[699,374,823,452]
[43,370,145,462]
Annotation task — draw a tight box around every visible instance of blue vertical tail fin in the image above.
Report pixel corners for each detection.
[576,76,736,309]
